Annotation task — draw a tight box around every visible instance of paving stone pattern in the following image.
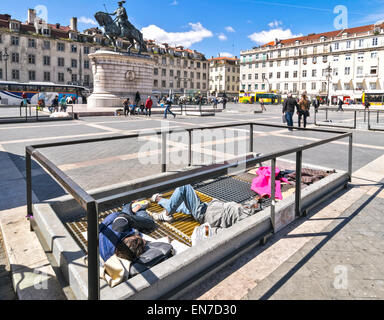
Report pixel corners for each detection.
[245,182,384,300]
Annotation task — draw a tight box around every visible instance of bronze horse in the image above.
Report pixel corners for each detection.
[94,11,147,54]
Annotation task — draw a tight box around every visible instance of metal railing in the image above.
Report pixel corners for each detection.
[0,104,75,123]
[25,122,353,300]
[314,107,384,131]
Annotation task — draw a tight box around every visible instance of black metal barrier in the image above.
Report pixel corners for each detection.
[0,104,75,124]
[26,122,353,300]
[314,107,384,131]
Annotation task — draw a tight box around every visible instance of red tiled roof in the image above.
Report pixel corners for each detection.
[261,23,384,47]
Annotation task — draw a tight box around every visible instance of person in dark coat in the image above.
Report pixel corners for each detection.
[337,98,344,112]
[282,93,299,131]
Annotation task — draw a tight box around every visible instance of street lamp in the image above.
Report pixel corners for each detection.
[325,64,332,106]
[1,48,9,81]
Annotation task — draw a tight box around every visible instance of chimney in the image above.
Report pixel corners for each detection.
[70,17,78,31]
[56,23,60,29]
[27,9,36,24]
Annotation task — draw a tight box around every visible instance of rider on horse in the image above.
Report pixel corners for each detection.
[108,1,132,35]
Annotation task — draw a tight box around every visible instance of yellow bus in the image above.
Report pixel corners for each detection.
[239,91,281,105]
[362,91,384,106]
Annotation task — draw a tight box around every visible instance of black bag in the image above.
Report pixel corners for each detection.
[129,241,173,277]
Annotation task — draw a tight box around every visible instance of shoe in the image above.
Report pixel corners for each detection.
[151,193,161,203]
[152,210,174,222]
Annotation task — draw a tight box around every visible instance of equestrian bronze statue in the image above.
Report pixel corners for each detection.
[95,1,147,53]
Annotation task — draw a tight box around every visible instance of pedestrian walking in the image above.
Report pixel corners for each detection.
[222,97,227,110]
[337,98,344,112]
[164,95,176,119]
[297,93,310,128]
[213,97,218,109]
[282,93,298,131]
[364,100,371,111]
[123,98,130,116]
[145,96,153,117]
[60,95,67,112]
[260,98,266,112]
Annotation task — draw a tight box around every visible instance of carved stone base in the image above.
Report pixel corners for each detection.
[87,50,155,108]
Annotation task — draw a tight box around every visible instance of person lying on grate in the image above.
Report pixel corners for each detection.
[151,185,264,231]
[99,200,156,262]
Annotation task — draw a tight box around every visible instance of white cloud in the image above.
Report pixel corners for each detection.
[141,22,213,47]
[225,26,235,33]
[268,20,282,28]
[78,16,97,26]
[248,28,303,45]
[170,0,178,5]
[219,52,234,57]
[218,33,227,41]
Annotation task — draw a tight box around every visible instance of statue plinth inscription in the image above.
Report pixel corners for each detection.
[87,50,155,108]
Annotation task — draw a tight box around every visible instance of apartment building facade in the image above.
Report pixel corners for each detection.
[208,56,240,98]
[240,22,384,103]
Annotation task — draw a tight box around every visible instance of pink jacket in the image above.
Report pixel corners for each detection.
[251,167,289,200]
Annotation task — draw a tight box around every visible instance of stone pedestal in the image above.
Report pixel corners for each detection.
[87,50,155,108]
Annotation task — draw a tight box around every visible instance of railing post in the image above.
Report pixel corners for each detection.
[364,109,366,123]
[354,111,357,129]
[36,105,39,121]
[348,134,353,182]
[368,110,371,131]
[377,111,380,124]
[26,150,33,217]
[295,151,302,217]
[87,201,100,300]
[271,158,276,232]
[188,129,192,167]
[314,107,317,125]
[249,123,254,153]
[326,108,328,122]
[161,132,167,173]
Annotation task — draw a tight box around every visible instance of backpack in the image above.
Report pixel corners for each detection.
[129,241,173,277]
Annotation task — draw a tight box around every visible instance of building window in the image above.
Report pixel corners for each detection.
[303,58,307,65]
[333,55,339,62]
[302,70,307,78]
[311,82,316,90]
[57,42,65,52]
[370,82,377,90]
[277,72,281,79]
[58,57,65,67]
[358,53,364,62]
[71,45,77,53]
[302,83,306,90]
[43,41,50,50]
[162,57,167,65]
[28,38,36,48]
[84,75,90,85]
[312,70,317,77]
[358,39,364,47]
[357,66,363,75]
[154,79,158,87]
[154,68,158,76]
[162,80,166,88]
[12,70,20,80]
[28,70,36,81]
[372,38,378,46]
[58,73,65,83]
[285,71,289,78]
[71,74,77,82]
[313,57,317,64]
[248,74,252,80]
[334,43,339,50]
[71,59,77,68]
[269,72,273,79]
[333,68,339,76]
[28,54,35,64]
[84,60,90,69]
[371,52,378,59]
[84,46,90,54]
[370,67,377,75]
[346,41,351,49]
[161,69,166,77]
[345,55,351,61]
[285,60,289,66]
[284,83,289,91]
[11,36,19,46]
[44,72,51,81]
[345,67,351,75]
[11,53,19,63]
[293,71,298,78]
[43,56,51,66]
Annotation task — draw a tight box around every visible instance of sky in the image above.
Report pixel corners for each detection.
[2,0,384,58]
